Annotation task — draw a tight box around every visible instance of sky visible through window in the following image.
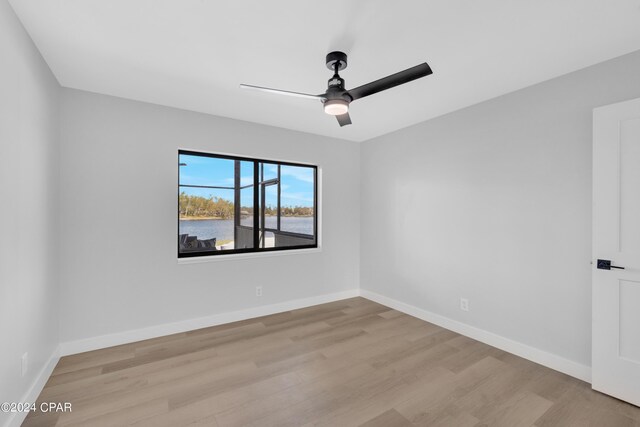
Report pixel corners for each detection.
[179,154,314,208]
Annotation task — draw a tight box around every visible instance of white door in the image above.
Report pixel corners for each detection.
[592,97,640,406]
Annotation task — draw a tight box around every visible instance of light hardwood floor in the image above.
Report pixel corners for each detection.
[24,297,640,426]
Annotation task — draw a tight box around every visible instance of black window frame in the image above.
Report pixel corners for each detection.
[178,149,318,258]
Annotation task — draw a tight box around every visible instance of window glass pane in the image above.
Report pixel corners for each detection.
[236,160,255,248]
[261,162,278,182]
[179,154,234,187]
[258,182,278,248]
[236,182,254,249]
[179,156,254,254]
[239,187,254,227]
[264,185,278,227]
[279,165,315,247]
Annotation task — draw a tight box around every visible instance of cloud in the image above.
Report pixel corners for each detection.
[266,164,278,174]
[281,192,314,204]
[261,164,314,183]
[280,166,314,183]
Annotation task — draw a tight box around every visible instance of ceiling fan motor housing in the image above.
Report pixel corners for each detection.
[326,51,347,71]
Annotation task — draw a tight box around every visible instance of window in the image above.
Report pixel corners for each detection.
[178,150,318,257]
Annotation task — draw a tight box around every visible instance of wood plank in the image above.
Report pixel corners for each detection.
[358,409,413,427]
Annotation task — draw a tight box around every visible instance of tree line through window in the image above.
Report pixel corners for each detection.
[178,150,317,257]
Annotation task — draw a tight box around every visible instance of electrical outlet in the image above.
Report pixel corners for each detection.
[460,298,469,312]
[256,286,263,297]
[21,352,28,377]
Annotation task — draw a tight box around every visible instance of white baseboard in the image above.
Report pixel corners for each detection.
[59,289,360,356]
[5,345,61,427]
[56,287,591,384]
[359,289,592,383]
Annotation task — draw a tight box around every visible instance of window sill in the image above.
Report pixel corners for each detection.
[177,247,322,264]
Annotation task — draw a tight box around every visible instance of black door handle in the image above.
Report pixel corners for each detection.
[597,259,625,270]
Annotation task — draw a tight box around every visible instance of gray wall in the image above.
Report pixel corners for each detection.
[59,89,360,343]
[360,50,640,367]
[0,0,60,423]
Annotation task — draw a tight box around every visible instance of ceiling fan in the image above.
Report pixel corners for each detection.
[240,51,433,127]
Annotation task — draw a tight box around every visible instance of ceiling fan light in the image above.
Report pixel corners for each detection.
[324,99,349,116]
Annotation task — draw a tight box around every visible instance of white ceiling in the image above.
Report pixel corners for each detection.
[9,0,640,142]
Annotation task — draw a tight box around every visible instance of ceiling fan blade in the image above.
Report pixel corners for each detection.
[336,112,352,127]
[347,62,432,101]
[240,84,325,101]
